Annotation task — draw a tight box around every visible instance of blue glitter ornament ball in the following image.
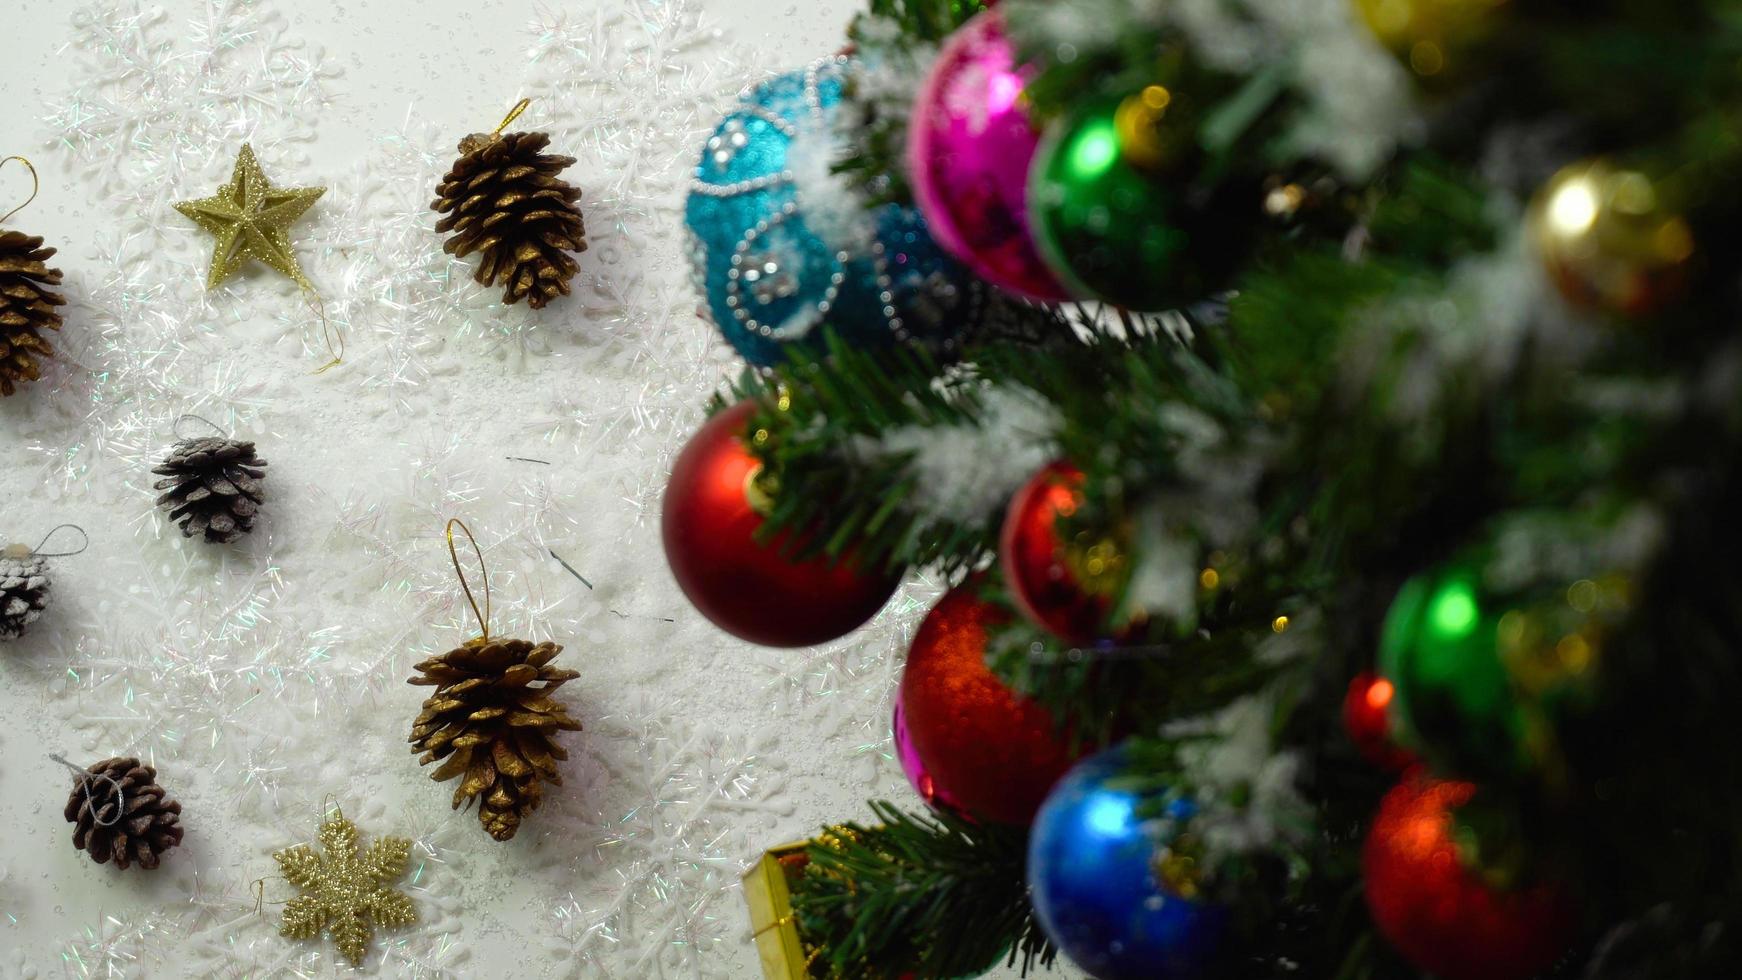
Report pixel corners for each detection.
[684,56,977,367]
[1028,746,1227,980]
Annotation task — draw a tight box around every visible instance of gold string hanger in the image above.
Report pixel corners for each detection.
[751,913,798,938]
[251,876,289,914]
[493,98,532,137]
[461,99,533,155]
[0,155,39,226]
[446,518,492,641]
[456,99,529,157]
[306,289,344,374]
[254,792,346,912]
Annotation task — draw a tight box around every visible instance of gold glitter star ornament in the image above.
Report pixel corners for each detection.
[275,813,417,966]
[175,144,324,289]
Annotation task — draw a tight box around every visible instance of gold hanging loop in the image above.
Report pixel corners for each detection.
[0,155,40,226]
[446,518,492,641]
[305,289,344,374]
[492,98,532,136]
[251,875,291,913]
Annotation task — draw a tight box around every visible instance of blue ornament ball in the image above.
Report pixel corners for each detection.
[1028,746,1227,980]
[684,56,978,367]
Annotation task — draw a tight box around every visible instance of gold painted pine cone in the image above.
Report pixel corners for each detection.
[0,229,67,396]
[63,757,185,870]
[408,636,582,841]
[431,131,587,309]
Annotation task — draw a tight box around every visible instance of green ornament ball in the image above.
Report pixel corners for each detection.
[1028,93,1188,311]
[1377,565,1525,773]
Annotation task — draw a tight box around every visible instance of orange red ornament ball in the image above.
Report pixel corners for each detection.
[897,584,1089,824]
[1363,775,1574,980]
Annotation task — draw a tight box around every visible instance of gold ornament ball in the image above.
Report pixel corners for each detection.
[1353,0,1510,82]
[1530,160,1695,316]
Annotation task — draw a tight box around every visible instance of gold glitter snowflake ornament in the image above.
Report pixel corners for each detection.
[175,144,325,289]
[274,813,417,966]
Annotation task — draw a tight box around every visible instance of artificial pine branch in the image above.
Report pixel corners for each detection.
[734,331,995,574]
[984,604,1288,748]
[835,0,991,205]
[1003,0,1219,123]
[790,801,1055,978]
[736,321,1257,577]
[858,0,987,42]
[1364,159,1500,263]
[783,1,1742,975]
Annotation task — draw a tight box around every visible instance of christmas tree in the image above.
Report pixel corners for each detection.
[664,0,1742,976]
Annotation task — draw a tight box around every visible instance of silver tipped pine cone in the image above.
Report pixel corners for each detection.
[408,636,583,841]
[432,131,587,309]
[0,229,67,397]
[0,549,50,640]
[152,436,268,543]
[64,757,185,870]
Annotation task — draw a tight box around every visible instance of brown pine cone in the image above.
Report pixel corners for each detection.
[408,636,583,841]
[151,436,269,544]
[63,757,184,870]
[431,131,587,309]
[0,230,67,396]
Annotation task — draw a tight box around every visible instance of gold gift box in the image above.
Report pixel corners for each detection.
[743,840,815,980]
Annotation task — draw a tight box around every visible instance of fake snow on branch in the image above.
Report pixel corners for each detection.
[1168,691,1314,866]
[1342,230,1582,425]
[855,385,1060,525]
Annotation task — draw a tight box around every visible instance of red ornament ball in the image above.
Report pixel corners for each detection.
[892,688,966,817]
[1000,461,1124,643]
[1363,776,1573,980]
[662,401,900,647]
[898,585,1088,824]
[1342,672,1415,771]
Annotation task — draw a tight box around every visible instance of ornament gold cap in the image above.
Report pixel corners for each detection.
[1114,86,1176,172]
[744,462,779,516]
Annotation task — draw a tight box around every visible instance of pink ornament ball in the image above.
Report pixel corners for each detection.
[907,11,1070,303]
